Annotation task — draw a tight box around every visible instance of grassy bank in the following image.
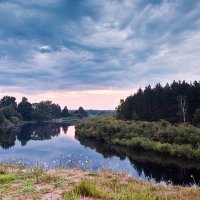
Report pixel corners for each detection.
[0,164,200,200]
[75,116,200,160]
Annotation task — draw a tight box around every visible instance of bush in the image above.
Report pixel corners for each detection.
[75,116,200,160]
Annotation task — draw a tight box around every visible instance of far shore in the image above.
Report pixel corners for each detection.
[0,116,82,129]
[22,117,81,125]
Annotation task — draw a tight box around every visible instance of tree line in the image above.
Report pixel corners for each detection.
[0,96,88,126]
[116,81,200,125]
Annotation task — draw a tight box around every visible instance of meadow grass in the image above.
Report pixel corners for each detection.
[0,163,200,199]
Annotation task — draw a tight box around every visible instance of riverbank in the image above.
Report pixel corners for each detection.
[22,116,81,126]
[75,116,200,160]
[0,164,200,200]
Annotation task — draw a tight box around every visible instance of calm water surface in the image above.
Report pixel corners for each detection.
[0,123,200,186]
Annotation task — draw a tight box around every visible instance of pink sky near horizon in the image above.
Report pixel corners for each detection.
[0,89,135,110]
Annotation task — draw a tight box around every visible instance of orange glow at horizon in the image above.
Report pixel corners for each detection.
[0,88,135,110]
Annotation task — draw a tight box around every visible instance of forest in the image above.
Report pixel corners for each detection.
[0,96,88,127]
[116,81,200,125]
[76,81,200,161]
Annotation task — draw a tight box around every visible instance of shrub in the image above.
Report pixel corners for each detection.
[75,116,200,160]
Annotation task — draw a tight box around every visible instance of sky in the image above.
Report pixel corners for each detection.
[0,0,200,109]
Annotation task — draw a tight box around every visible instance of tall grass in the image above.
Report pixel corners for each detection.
[1,163,200,200]
[75,180,105,198]
[0,174,16,184]
[63,180,106,199]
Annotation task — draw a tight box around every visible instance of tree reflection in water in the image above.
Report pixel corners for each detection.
[0,123,69,149]
[1,124,200,186]
[76,135,200,186]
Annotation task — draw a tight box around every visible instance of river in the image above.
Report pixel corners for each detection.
[0,123,200,186]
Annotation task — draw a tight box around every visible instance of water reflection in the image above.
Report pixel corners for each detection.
[0,123,200,186]
[76,136,200,186]
[0,123,70,149]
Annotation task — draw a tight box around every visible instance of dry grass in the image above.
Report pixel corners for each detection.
[0,164,200,200]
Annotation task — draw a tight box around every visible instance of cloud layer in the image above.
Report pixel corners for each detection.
[0,0,200,94]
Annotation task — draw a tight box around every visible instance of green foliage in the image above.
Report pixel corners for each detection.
[32,101,53,121]
[2,105,15,120]
[0,110,6,125]
[63,191,78,200]
[10,116,20,124]
[0,174,16,184]
[51,103,61,118]
[0,95,87,126]
[17,97,33,121]
[62,106,69,117]
[193,108,200,126]
[63,180,106,199]
[73,180,105,198]
[22,182,35,193]
[41,188,51,194]
[74,107,88,118]
[1,105,21,125]
[32,101,68,121]
[116,81,200,124]
[0,96,17,110]
[31,163,47,183]
[76,116,200,160]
